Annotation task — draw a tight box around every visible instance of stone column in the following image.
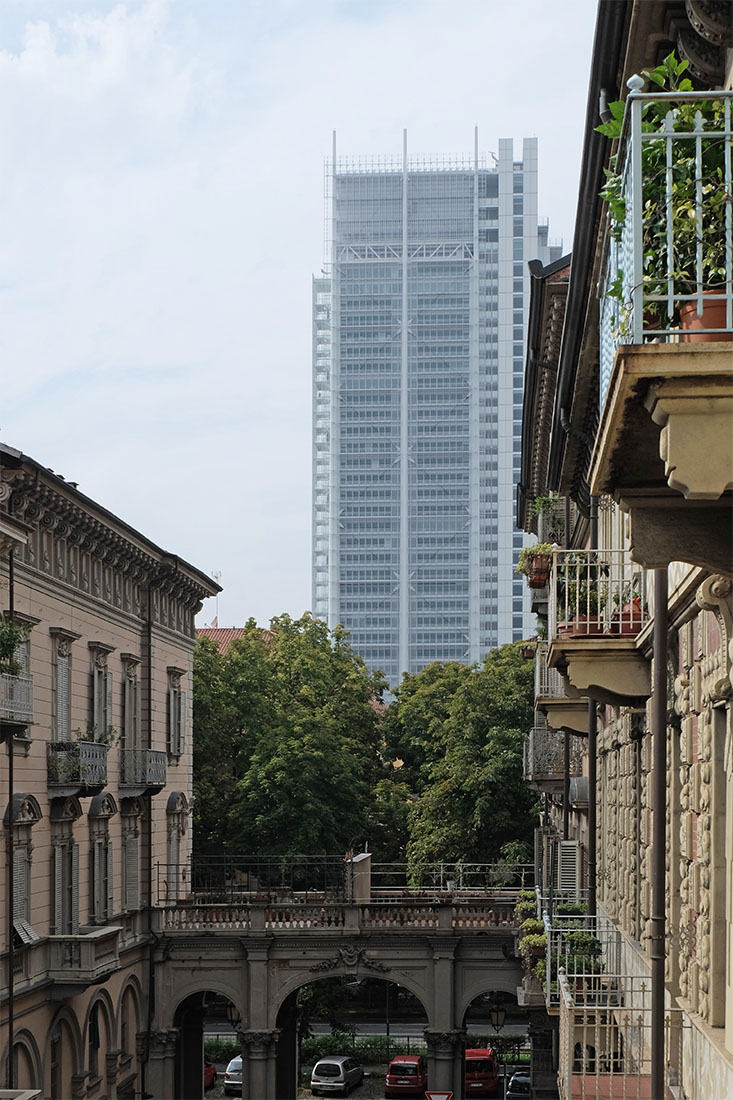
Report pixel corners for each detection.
[424,1029,464,1098]
[240,1030,279,1100]
[142,1029,178,1100]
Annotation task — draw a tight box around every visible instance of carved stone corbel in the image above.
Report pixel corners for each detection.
[695,575,732,703]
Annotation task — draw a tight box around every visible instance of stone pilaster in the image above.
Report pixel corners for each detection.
[424,1028,465,1098]
[239,1029,279,1100]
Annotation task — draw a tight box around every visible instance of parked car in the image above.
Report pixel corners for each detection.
[465,1048,499,1096]
[506,1071,531,1099]
[223,1054,243,1096]
[203,1059,217,1090]
[311,1055,364,1095]
[384,1054,428,1097]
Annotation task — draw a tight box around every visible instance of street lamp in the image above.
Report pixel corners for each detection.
[226,1002,242,1031]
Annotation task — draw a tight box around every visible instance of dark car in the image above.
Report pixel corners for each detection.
[506,1071,531,1099]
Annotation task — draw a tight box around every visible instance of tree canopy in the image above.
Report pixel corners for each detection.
[193,614,386,856]
[194,619,537,867]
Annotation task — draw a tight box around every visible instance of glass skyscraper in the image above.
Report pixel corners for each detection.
[313,134,560,686]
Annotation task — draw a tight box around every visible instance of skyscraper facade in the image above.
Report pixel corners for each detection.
[313,134,560,685]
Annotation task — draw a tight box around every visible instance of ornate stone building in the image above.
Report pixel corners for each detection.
[518,1,733,1097]
[0,442,218,1098]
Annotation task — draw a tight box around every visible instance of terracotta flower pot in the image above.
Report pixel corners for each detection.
[680,295,733,343]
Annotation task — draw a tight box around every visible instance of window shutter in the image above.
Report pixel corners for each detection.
[166,688,172,754]
[178,690,186,754]
[71,843,79,934]
[92,667,101,730]
[13,847,29,922]
[57,652,71,741]
[131,677,138,749]
[14,639,29,674]
[126,833,139,910]
[105,671,113,732]
[169,828,180,900]
[93,840,103,922]
[106,840,113,921]
[557,840,582,897]
[53,845,63,934]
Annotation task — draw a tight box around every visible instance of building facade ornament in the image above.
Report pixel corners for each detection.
[310,946,390,973]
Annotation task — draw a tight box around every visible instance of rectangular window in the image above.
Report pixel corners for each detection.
[123,664,139,751]
[90,837,112,924]
[123,827,140,911]
[167,669,186,757]
[52,841,79,935]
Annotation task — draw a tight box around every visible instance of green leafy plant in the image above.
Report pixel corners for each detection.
[515,543,554,578]
[597,52,730,322]
[520,917,544,936]
[74,722,117,746]
[0,615,24,675]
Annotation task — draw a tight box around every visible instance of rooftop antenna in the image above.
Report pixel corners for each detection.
[211,570,222,626]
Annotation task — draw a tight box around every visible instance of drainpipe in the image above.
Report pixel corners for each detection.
[142,579,156,1100]
[651,567,668,1100]
[5,529,15,1088]
[563,731,570,840]
[587,496,598,917]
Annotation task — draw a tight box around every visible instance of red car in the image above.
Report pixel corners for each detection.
[384,1055,428,1097]
[204,1059,217,1090]
[465,1048,499,1096]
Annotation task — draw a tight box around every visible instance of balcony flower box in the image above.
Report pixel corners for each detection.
[516,544,554,589]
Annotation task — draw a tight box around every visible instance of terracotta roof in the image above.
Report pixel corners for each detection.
[196,627,247,654]
[196,627,275,654]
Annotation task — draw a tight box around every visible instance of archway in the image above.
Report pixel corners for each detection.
[462,987,526,1098]
[117,978,143,1098]
[173,990,241,1100]
[0,1029,42,1093]
[44,1010,81,1100]
[274,974,429,1100]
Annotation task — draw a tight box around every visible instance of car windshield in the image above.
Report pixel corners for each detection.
[315,1064,341,1078]
[391,1065,417,1076]
[467,1060,494,1074]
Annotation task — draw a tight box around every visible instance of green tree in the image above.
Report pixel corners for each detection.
[401,644,538,868]
[193,613,386,856]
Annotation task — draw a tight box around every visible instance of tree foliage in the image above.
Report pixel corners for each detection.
[193,614,386,856]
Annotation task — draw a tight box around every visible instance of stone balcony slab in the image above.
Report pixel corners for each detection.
[589,343,733,574]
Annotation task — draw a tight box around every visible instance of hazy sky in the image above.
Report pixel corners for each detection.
[1,0,598,628]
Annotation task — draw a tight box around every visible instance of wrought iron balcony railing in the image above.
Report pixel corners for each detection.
[535,641,568,700]
[119,748,167,789]
[47,740,108,792]
[548,550,650,642]
[599,86,733,404]
[0,671,33,725]
[524,719,584,787]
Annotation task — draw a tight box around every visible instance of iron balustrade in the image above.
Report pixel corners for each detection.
[557,971,688,1100]
[599,86,733,404]
[549,550,649,642]
[46,740,108,788]
[534,641,568,699]
[524,721,584,785]
[119,748,167,787]
[0,671,33,724]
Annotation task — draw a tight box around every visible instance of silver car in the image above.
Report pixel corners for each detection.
[311,1055,364,1095]
[223,1054,243,1097]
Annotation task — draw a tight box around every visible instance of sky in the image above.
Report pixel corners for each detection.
[0,0,598,628]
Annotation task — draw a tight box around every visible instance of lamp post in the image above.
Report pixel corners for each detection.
[489,998,507,1100]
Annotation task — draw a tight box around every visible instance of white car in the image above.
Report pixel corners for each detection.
[311,1055,364,1095]
[223,1054,243,1097]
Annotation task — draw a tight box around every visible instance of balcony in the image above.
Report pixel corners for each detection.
[119,748,167,795]
[535,641,588,735]
[524,717,584,795]
[46,740,108,797]
[547,551,651,706]
[47,926,121,996]
[592,85,732,574]
[557,971,686,1100]
[0,671,33,740]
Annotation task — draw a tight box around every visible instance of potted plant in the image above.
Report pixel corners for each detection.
[516,543,554,589]
[597,52,732,339]
[532,495,565,544]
